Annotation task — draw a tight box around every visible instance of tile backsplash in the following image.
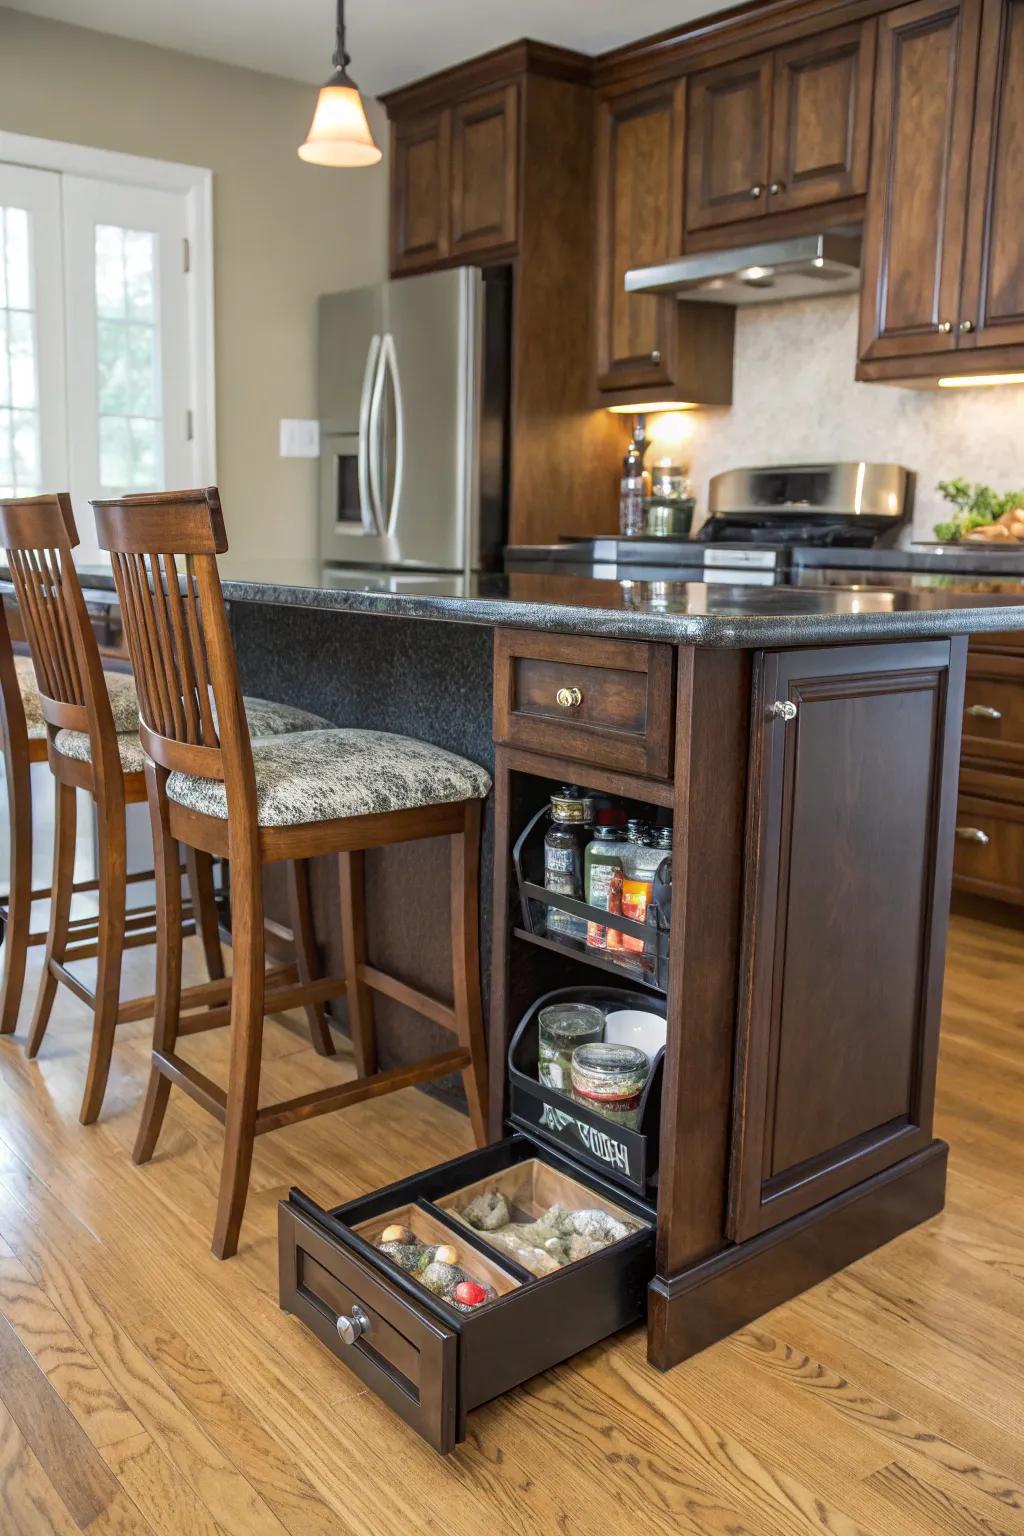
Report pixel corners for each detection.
[677,293,1024,542]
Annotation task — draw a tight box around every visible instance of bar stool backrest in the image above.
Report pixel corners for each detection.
[0,494,119,758]
[91,487,258,822]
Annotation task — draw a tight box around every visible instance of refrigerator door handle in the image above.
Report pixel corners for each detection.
[381,333,404,537]
[367,335,390,537]
[358,334,382,534]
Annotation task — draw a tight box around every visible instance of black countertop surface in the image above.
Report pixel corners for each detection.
[13,556,1024,649]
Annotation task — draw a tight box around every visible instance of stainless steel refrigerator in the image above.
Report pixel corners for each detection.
[318,266,509,582]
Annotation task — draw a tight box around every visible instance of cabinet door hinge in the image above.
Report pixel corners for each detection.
[182,237,191,273]
[186,409,194,442]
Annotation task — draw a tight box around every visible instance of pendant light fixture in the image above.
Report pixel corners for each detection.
[299,0,382,168]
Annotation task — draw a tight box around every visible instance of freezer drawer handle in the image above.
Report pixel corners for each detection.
[965,703,1002,720]
[955,826,990,846]
[336,1304,372,1346]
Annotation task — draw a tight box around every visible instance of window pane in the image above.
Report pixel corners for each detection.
[0,204,42,496]
[127,416,161,487]
[123,230,155,321]
[99,415,130,489]
[95,224,125,318]
[125,321,158,417]
[97,319,128,413]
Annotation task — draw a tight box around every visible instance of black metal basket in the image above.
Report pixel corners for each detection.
[507,985,666,1198]
[512,804,670,993]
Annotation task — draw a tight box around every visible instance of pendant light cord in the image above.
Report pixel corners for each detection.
[333,0,350,71]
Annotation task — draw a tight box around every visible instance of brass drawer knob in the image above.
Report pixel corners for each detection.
[965,703,1002,720]
[336,1304,371,1346]
[937,320,953,334]
[955,826,990,845]
[959,319,975,333]
[556,686,582,710]
[770,700,797,722]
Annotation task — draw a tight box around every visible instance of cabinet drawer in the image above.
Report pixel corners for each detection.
[962,652,1024,766]
[493,630,675,778]
[279,1136,654,1452]
[952,796,1024,905]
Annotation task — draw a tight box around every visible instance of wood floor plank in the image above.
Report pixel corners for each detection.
[0,1398,85,1536]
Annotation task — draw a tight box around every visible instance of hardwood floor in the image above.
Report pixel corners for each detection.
[0,911,1022,1534]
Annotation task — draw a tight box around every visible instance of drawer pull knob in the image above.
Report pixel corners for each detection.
[965,703,1002,719]
[336,1305,371,1346]
[956,826,990,845]
[770,700,797,722]
[556,686,582,710]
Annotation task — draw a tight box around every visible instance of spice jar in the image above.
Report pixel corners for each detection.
[538,1003,605,1091]
[570,1042,650,1128]
[549,785,594,825]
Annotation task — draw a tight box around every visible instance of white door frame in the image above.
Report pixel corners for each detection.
[0,130,216,487]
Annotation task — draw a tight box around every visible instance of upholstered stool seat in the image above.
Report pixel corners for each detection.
[15,654,139,740]
[164,727,493,827]
[53,697,330,773]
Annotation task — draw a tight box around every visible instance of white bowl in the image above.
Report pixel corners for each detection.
[603,1008,666,1065]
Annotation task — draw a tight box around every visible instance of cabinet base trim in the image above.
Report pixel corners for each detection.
[646,1138,947,1370]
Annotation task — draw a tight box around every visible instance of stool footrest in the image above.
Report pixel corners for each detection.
[358,963,456,1033]
[152,1050,227,1123]
[253,1047,472,1137]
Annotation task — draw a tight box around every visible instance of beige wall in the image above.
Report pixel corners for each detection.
[0,6,389,561]
[670,293,1024,542]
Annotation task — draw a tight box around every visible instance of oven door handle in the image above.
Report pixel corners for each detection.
[358,334,382,534]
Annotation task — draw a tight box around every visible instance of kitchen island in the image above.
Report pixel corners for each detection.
[9,557,1024,1441]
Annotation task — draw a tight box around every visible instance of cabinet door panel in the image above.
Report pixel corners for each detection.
[959,0,1024,350]
[768,21,876,212]
[595,83,684,393]
[858,0,981,363]
[451,85,519,259]
[391,110,451,274]
[729,640,964,1240]
[686,54,773,233]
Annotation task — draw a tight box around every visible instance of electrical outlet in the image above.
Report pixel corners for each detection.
[279,419,321,458]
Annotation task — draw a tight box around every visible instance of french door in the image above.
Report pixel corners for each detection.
[0,161,200,562]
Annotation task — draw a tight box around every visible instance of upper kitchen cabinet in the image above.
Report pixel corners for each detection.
[595,80,734,407]
[683,21,876,247]
[450,85,519,259]
[858,0,1024,380]
[958,0,1024,353]
[391,110,452,273]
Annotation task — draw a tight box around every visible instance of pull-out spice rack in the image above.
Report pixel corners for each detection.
[507,986,666,1198]
[511,804,671,994]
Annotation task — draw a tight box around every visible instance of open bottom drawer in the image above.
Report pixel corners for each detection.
[279,1135,655,1451]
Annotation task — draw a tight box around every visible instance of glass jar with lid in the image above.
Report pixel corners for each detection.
[570,1041,650,1127]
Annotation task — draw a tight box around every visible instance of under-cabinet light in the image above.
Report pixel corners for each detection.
[937,373,1024,389]
[606,402,698,414]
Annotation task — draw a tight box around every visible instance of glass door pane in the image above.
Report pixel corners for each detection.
[0,163,67,499]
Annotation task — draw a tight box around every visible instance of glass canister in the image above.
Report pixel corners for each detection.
[537,1003,605,1091]
[570,1041,650,1127]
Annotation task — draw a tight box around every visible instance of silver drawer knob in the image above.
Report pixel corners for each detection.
[650,349,661,364]
[771,700,797,722]
[769,181,785,194]
[959,319,975,333]
[965,703,1002,719]
[955,826,990,845]
[750,184,764,198]
[937,320,953,334]
[336,1304,371,1345]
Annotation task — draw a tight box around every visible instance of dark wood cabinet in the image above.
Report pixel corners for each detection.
[684,22,875,242]
[768,20,876,213]
[729,640,965,1241]
[858,0,980,368]
[390,110,451,275]
[686,53,774,233]
[959,0,1024,351]
[450,85,519,259]
[594,82,683,393]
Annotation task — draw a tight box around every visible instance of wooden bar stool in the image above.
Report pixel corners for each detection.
[0,493,332,1124]
[93,487,491,1259]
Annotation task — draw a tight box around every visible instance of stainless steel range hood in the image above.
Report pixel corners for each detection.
[625,232,861,306]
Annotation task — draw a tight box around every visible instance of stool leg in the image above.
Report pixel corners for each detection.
[26,779,76,1059]
[80,800,127,1125]
[0,735,32,1036]
[451,799,487,1146]
[134,767,183,1165]
[212,849,265,1260]
[186,848,224,983]
[338,850,376,1078]
[287,859,335,1057]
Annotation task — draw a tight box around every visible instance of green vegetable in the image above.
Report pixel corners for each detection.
[933,479,1024,542]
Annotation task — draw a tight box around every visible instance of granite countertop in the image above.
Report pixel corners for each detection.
[11,556,1024,648]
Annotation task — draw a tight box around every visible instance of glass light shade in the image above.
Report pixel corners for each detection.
[299,81,382,167]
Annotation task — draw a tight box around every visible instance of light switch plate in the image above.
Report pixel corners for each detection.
[279,419,321,458]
